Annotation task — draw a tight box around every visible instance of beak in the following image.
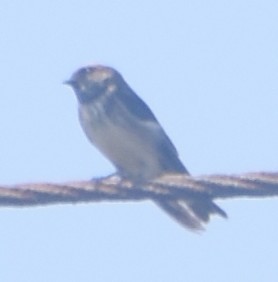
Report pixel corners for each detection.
[63,79,73,86]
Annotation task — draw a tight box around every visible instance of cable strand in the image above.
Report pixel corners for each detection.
[0,172,277,207]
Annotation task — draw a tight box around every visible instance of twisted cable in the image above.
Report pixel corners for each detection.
[0,172,277,207]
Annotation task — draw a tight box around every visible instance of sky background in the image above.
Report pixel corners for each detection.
[0,1,277,281]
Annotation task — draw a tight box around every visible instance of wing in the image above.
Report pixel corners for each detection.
[117,84,159,122]
[117,84,188,174]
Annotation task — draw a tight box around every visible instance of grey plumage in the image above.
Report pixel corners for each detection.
[65,65,226,230]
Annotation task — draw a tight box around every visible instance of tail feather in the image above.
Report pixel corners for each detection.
[155,198,227,231]
[154,199,204,230]
[187,199,227,222]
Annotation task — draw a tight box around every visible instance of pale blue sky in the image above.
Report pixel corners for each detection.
[0,1,277,281]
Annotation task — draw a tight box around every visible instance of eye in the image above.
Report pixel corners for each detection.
[85,67,92,73]
[78,67,92,78]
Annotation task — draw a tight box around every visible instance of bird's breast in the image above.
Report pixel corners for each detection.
[78,102,165,180]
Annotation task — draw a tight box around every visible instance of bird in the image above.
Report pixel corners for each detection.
[64,65,227,230]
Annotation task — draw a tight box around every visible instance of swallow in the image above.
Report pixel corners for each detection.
[65,65,227,230]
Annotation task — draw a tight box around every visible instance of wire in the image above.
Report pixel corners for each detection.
[0,172,277,207]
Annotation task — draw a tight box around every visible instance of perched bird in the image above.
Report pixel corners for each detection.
[65,65,226,230]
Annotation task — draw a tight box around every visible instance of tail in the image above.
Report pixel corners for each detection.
[154,198,227,231]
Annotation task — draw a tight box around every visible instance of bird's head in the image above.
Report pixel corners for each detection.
[64,65,122,103]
